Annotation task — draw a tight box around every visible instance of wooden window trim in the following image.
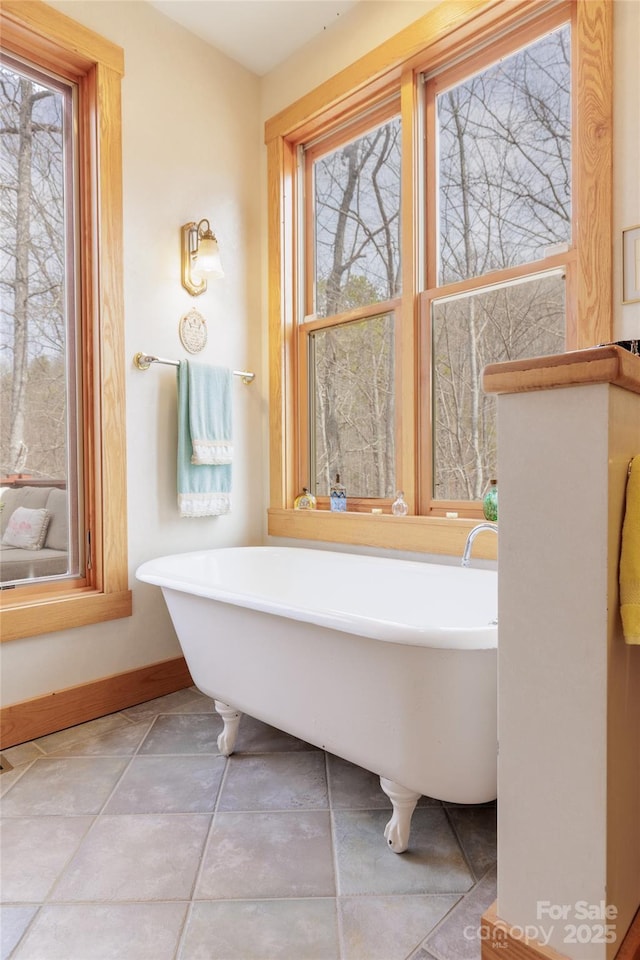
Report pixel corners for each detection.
[0,1,131,641]
[267,0,611,558]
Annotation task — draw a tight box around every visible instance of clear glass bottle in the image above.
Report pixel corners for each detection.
[330,473,347,512]
[482,478,498,521]
[391,491,408,516]
[294,487,317,510]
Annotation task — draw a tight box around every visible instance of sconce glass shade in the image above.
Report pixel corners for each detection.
[194,235,224,279]
[181,218,224,296]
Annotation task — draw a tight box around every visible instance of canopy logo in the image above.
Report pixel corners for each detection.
[467,902,618,951]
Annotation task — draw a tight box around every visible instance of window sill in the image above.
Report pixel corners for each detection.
[267,508,498,560]
[0,588,132,643]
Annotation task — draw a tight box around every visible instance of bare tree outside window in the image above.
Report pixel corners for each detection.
[437,25,571,283]
[432,24,571,501]
[309,116,401,497]
[432,273,565,500]
[311,313,395,498]
[0,56,78,582]
[1,61,68,477]
[314,118,402,318]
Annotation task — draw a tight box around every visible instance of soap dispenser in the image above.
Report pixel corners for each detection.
[294,487,317,510]
[391,491,408,516]
[330,473,347,512]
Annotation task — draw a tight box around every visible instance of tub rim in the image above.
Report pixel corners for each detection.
[136,545,498,651]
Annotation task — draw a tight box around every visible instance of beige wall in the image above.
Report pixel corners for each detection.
[260,0,438,119]
[1,0,263,705]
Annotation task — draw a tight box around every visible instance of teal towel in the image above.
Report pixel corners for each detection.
[177,361,231,517]
[188,361,233,465]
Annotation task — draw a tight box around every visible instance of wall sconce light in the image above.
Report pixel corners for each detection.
[181,218,224,296]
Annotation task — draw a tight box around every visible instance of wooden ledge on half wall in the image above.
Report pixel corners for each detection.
[483,344,640,398]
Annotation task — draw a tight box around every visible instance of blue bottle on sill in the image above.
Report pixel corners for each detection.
[482,479,498,522]
[330,473,347,512]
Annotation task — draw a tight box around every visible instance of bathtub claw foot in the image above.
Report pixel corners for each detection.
[214,700,242,756]
[380,777,421,853]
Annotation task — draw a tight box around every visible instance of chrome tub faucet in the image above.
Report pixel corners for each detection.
[461,522,498,567]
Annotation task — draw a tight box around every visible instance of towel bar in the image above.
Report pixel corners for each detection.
[134,352,255,384]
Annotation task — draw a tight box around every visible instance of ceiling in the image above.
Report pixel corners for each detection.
[148,0,358,76]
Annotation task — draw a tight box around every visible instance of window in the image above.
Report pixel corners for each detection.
[423,16,572,512]
[0,2,131,640]
[267,0,612,556]
[301,106,401,506]
[1,52,82,585]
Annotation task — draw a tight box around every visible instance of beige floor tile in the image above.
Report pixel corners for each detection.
[103,754,226,814]
[52,814,210,902]
[327,755,439,810]
[446,804,497,879]
[219,751,328,811]
[35,715,134,756]
[1,742,45,768]
[44,721,153,758]
[340,894,460,960]
[1,816,93,902]
[1,905,38,960]
[139,714,222,755]
[333,808,474,896]
[0,758,129,817]
[11,902,187,960]
[233,714,317,754]
[196,810,335,900]
[179,899,339,960]
[0,763,35,799]
[421,866,497,960]
[122,688,214,721]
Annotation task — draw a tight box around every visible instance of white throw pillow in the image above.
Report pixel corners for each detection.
[1,506,51,550]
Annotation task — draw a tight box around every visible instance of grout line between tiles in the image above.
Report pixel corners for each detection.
[182,734,233,908]
[43,815,100,905]
[172,899,194,960]
[32,712,140,757]
[0,759,36,796]
[92,752,141,818]
[324,751,345,960]
[133,714,163,754]
[5,903,43,960]
[410,893,465,960]
[442,803,477,884]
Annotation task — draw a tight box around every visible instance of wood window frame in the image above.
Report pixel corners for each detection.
[420,5,576,517]
[299,95,403,510]
[0,0,131,641]
[266,0,612,558]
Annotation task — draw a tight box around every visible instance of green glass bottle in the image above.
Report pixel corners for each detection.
[482,479,498,521]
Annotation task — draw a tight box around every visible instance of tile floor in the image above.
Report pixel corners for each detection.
[0,687,496,960]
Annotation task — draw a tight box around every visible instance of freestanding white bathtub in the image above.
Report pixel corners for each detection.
[136,546,497,852]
